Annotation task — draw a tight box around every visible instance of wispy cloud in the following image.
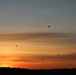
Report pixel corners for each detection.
[0,33,76,45]
[0,53,76,62]
[30,53,76,61]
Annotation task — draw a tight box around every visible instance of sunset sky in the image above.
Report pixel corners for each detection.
[0,0,76,69]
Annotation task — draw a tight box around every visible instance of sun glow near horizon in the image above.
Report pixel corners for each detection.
[0,64,10,67]
[0,33,76,69]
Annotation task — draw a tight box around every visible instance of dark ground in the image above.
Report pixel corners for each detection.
[0,67,76,75]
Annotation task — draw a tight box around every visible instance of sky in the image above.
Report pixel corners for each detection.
[0,0,76,33]
[0,0,76,69]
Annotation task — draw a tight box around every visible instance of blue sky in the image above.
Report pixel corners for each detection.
[0,0,76,33]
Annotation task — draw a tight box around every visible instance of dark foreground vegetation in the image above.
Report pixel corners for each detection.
[0,67,76,75]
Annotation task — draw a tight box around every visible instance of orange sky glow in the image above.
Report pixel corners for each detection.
[0,33,76,69]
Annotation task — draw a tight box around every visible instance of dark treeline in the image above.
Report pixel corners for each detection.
[0,67,76,75]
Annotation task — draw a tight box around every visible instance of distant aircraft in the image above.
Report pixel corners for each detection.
[58,54,59,56]
[48,25,51,32]
[48,26,50,28]
[16,45,18,47]
[42,59,44,61]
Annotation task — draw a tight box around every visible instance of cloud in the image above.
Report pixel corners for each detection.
[30,53,76,61]
[12,53,76,62]
[0,32,76,45]
[60,53,76,60]
[0,55,41,62]
[0,53,76,62]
